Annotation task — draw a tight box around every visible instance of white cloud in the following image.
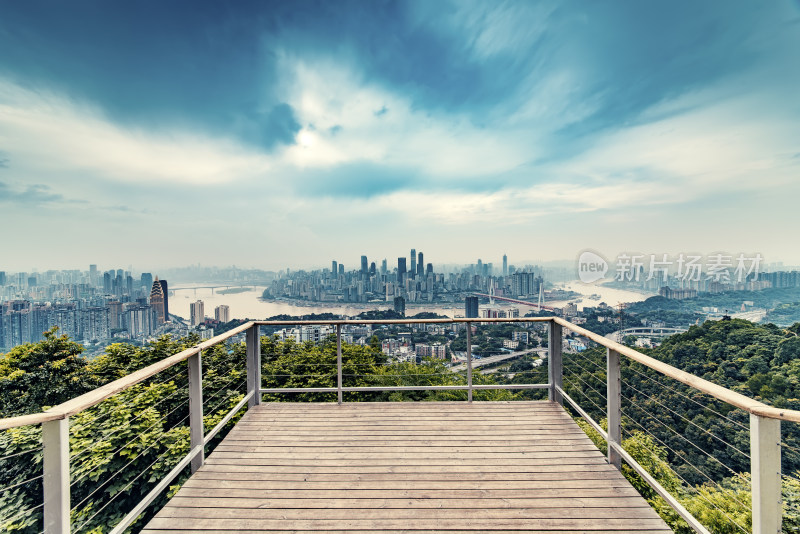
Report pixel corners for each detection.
[273,55,534,178]
[0,81,271,185]
[561,88,800,195]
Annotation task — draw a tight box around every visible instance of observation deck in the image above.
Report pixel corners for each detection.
[1,316,795,533]
[143,401,669,533]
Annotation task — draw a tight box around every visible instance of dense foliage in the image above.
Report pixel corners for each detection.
[1,330,246,533]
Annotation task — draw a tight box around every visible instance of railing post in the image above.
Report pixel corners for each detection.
[466,321,473,402]
[188,351,204,473]
[336,324,343,405]
[750,413,781,534]
[42,418,69,534]
[548,320,563,405]
[607,348,622,470]
[246,324,261,408]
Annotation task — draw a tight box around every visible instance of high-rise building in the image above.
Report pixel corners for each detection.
[381,259,387,275]
[338,264,344,275]
[502,254,508,277]
[393,296,406,316]
[215,304,230,323]
[397,257,407,283]
[410,249,416,279]
[417,252,424,278]
[141,272,153,292]
[159,279,169,321]
[126,305,156,339]
[426,263,433,275]
[108,301,123,330]
[89,264,98,287]
[150,278,166,323]
[465,296,479,318]
[103,272,112,293]
[190,300,205,327]
[0,271,5,286]
[369,262,376,276]
[332,261,338,275]
[361,255,368,275]
[80,307,109,342]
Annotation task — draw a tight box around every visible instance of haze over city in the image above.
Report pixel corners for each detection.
[1,1,799,271]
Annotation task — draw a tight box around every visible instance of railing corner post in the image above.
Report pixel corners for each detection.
[466,321,473,402]
[606,347,622,470]
[188,351,204,473]
[548,320,563,405]
[246,324,261,408]
[42,417,70,534]
[336,324,343,405]
[750,413,781,534]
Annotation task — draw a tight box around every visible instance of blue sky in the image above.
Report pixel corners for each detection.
[1,1,799,272]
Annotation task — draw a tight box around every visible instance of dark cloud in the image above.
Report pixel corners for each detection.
[0,181,65,204]
[258,103,301,148]
[290,161,418,198]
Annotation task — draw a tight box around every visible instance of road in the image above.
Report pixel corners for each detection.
[450,348,547,372]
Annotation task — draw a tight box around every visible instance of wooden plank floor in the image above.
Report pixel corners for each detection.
[143,401,671,533]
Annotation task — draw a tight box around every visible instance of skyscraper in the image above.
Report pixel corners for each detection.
[397,257,407,283]
[503,254,508,277]
[332,260,338,275]
[150,278,166,323]
[159,279,169,321]
[410,249,416,279]
[141,272,153,292]
[417,251,424,277]
[393,296,406,316]
[89,264,98,286]
[465,296,479,318]
[361,255,368,275]
[190,300,205,327]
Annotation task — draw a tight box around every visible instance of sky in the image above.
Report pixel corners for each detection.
[1,1,799,273]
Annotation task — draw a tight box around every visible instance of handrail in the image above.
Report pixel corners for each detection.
[0,315,795,534]
[2,316,799,429]
[554,317,800,422]
[0,321,254,430]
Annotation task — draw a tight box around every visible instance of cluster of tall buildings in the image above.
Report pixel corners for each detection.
[268,251,542,306]
[0,266,172,351]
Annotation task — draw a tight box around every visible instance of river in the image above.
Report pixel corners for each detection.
[169,280,653,321]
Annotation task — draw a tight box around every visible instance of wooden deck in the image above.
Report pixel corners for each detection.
[143,401,671,533]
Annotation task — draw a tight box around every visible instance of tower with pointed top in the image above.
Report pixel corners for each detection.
[150,278,166,323]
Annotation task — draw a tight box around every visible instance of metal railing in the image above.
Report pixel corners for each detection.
[0,316,797,534]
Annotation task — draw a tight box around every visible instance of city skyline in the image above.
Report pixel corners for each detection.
[1,2,799,270]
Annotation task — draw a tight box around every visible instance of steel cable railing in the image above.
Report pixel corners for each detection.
[1,317,798,534]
